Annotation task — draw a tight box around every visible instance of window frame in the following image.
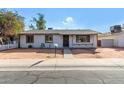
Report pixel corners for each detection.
[26,35,34,43]
[45,34,53,43]
[76,35,90,43]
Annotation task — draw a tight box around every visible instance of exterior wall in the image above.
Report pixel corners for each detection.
[20,34,97,48]
[101,39,114,48]
[53,35,63,48]
[20,35,28,48]
[44,35,63,48]
[20,34,63,48]
[34,35,45,48]
[69,35,97,48]
[113,33,124,47]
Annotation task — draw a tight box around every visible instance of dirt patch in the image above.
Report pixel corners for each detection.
[0,48,63,59]
[71,48,124,58]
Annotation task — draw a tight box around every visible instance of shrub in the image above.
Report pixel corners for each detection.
[28,45,32,48]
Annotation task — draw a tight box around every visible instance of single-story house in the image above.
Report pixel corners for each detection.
[19,29,98,48]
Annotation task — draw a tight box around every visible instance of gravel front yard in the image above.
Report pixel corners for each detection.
[1,48,124,59]
[71,48,124,58]
[0,49,63,59]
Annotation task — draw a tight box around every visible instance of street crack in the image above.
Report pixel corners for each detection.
[29,60,44,68]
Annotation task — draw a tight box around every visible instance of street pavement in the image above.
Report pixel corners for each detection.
[0,58,124,84]
[1,70,124,84]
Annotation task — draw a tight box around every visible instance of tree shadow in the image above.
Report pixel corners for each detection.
[113,48,124,52]
[71,48,100,54]
[0,48,64,56]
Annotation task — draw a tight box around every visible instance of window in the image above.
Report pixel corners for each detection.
[45,35,53,43]
[76,35,90,43]
[26,35,34,43]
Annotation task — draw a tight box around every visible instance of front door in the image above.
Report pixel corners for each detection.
[63,35,69,47]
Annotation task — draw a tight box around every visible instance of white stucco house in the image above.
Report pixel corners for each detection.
[19,29,98,48]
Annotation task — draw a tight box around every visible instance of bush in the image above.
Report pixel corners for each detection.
[28,45,32,48]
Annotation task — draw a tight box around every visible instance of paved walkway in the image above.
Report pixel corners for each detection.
[64,48,74,58]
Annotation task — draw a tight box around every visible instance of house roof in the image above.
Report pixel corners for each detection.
[19,29,98,35]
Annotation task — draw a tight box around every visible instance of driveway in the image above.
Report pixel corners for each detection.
[71,48,124,58]
[0,49,63,59]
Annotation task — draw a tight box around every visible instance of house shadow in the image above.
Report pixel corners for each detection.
[71,48,100,55]
[113,48,124,52]
[0,48,63,55]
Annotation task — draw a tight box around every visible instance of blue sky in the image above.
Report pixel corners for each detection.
[8,8,124,32]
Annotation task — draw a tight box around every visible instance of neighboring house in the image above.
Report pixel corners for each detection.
[19,29,98,48]
[112,31,124,47]
[98,32,114,47]
[98,26,124,48]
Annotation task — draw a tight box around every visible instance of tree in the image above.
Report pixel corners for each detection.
[0,9,24,39]
[29,24,35,30]
[29,13,46,30]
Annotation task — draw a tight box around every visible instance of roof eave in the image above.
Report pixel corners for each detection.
[19,33,98,35]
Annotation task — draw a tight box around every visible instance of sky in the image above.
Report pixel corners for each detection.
[8,8,124,32]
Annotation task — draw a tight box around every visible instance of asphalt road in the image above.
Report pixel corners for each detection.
[1,70,124,84]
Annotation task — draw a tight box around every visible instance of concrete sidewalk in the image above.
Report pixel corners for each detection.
[0,58,124,71]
